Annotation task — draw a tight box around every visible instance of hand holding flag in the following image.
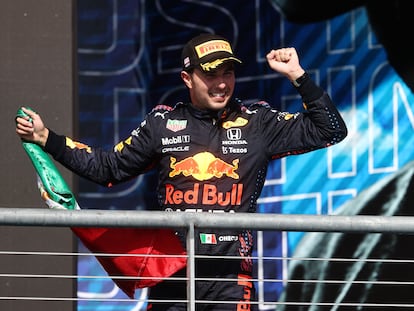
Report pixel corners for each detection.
[16,107,187,298]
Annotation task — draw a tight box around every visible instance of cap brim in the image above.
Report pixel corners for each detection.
[199,57,242,72]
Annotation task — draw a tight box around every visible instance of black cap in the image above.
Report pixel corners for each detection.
[181,33,242,72]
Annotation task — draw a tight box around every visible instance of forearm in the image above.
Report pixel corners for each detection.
[44,129,66,159]
[293,73,324,104]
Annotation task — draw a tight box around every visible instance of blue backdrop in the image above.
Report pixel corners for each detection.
[75,1,414,310]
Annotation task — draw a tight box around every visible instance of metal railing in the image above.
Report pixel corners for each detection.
[2,207,414,232]
[1,207,414,310]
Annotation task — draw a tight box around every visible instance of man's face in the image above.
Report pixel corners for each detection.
[181,63,235,111]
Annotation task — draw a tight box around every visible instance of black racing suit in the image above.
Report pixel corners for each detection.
[44,77,347,310]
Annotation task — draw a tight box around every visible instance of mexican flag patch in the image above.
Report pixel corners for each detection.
[200,233,217,244]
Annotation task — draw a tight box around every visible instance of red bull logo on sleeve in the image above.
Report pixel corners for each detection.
[169,152,239,181]
[66,137,92,153]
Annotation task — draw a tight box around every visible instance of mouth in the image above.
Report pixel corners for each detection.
[210,92,227,99]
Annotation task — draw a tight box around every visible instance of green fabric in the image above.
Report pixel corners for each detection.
[17,108,77,210]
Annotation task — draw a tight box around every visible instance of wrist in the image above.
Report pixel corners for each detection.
[291,71,309,88]
[38,128,49,147]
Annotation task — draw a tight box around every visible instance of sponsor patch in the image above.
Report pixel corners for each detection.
[222,117,248,129]
[166,119,187,132]
[195,40,233,58]
[169,152,239,180]
[161,135,190,145]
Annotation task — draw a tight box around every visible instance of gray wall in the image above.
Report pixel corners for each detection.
[0,0,77,309]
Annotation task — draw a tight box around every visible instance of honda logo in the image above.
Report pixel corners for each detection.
[227,128,242,140]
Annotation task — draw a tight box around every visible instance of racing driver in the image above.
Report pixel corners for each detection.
[16,33,348,310]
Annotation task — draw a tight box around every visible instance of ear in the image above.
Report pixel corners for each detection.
[181,71,192,89]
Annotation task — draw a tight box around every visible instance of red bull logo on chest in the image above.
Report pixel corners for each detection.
[164,183,243,206]
[167,152,243,207]
[169,152,239,181]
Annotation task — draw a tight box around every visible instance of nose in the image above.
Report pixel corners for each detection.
[217,81,227,89]
[216,74,228,88]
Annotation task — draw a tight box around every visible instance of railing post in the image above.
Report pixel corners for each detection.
[186,222,195,311]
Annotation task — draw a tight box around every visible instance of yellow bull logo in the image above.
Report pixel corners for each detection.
[169,152,239,181]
